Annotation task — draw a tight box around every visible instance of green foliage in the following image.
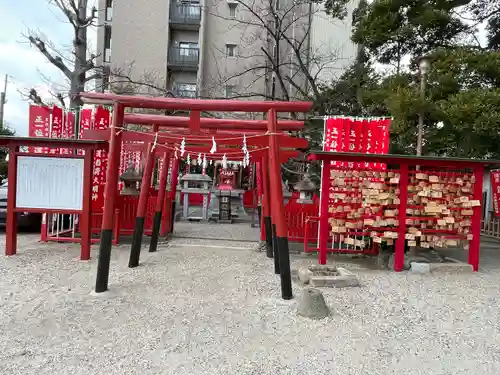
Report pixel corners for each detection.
[315,0,500,160]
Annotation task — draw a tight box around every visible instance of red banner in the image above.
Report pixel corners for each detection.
[491,170,500,216]
[324,117,344,167]
[78,109,93,155]
[49,106,63,154]
[323,116,391,171]
[92,107,110,211]
[65,111,76,155]
[28,105,50,153]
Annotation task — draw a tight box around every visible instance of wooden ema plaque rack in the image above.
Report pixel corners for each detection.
[309,151,500,272]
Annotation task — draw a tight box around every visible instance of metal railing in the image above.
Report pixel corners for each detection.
[173,88,197,98]
[170,4,201,25]
[168,47,199,67]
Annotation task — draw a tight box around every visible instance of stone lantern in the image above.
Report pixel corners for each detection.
[119,166,142,196]
[294,173,316,203]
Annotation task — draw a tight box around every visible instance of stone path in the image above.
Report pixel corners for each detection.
[172,221,259,243]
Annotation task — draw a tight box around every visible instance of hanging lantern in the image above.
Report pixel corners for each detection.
[197,153,202,166]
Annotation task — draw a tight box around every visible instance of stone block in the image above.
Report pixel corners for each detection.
[297,267,313,285]
[296,288,330,320]
[410,262,430,274]
[429,262,473,274]
[310,275,360,288]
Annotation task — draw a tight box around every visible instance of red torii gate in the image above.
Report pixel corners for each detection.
[80,92,312,300]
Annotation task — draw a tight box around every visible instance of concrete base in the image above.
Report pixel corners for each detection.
[294,264,360,288]
[411,257,474,274]
[296,288,330,320]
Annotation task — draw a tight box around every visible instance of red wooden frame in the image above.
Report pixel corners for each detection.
[309,151,500,272]
[0,137,106,260]
[79,92,313,298]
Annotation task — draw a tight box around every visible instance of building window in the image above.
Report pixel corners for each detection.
[226,44,236,57]
[178,42,199,59]
[225,85,236,98]
[228,2,237,18]
[106,0,113,21]
[176,83,197,98]
[104,25,112,62]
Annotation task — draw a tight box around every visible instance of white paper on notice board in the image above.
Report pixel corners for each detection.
[16,156,85,210]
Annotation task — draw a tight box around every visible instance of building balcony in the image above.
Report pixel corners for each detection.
[168,47,199,72]
[172,85,197,98]
[169,4,201,30]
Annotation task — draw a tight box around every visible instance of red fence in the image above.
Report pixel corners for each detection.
[44,190,320,246]
[284,197,319,242]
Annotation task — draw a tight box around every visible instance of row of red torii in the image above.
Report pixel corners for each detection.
[4,93,313,300]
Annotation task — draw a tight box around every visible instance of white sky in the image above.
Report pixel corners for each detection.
[0,0,97,135]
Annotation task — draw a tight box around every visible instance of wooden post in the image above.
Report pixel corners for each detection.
[80,148,94,260]
[469,165,484,271]
[129,141,156,268]
[6,145,18,256]
[394,163,409,271]
[168,157,180,235]
[95,102,124,293]
[261,156,273,259]
[318,161,331,265]
[267,109,293,300]
[149,150,171,252]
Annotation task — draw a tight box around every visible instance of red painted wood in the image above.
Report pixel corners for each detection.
[80,149,94,260]
[155,151,171,212]
[469,166,484,271]
[137,142,156,218]
[101,103,124,230]
[267,109,288,238]
[318,162,331,264]
[189,110,201,133]
[6,146,18,256]
[394,164,409,271]
[80,91,313,113]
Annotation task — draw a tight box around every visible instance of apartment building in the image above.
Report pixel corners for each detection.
[96,0,358,102]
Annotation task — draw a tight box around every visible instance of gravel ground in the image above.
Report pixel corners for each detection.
[173,221,259,242]
[1,234,500,374]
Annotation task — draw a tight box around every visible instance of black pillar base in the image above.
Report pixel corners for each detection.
[264,216,273,258]
[277,236,293,300]
[149,211,162,253]
[170,201,176,234]
[95,229,113,293]
[128,216,145,268]
[272,224,280,274]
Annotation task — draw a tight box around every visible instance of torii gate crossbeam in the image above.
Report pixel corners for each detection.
[79,92,313,300]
